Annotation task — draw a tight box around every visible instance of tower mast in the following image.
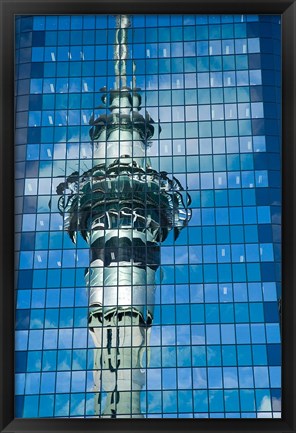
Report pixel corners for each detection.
[57,15,191,418]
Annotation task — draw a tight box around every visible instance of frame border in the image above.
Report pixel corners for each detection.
[1,0,295,432]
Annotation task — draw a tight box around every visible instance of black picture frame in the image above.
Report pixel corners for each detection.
[1,0,295,432]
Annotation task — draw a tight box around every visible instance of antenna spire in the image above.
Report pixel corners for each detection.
[114,15,131,89]
[132,61,137,89]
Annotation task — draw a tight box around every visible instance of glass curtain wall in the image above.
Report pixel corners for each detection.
[15,14,281,418]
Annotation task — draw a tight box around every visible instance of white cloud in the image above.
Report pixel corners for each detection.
[257,395,281,418]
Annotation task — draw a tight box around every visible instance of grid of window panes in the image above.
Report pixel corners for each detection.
[15,14,281,418]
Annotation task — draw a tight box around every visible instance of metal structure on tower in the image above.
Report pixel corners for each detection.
[56,14,191,418]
